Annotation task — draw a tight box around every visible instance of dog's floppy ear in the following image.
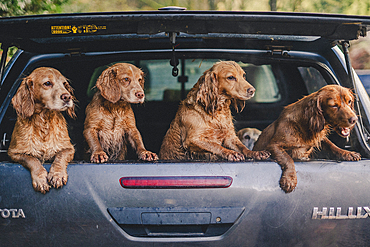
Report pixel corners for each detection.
[96,66,121,103]
[196,69,219,116]
[12,77,35,118]
[304,93,325,133]
[64,80,77,119]
[349,88,356,110]
[139,70,145,89]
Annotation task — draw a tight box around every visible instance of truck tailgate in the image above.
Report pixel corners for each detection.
[1,160,370,246]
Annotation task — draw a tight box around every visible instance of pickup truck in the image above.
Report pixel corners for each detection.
[1,9,370,246]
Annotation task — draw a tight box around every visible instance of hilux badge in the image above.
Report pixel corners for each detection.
[312,207,370,219]
[0,209,26,219]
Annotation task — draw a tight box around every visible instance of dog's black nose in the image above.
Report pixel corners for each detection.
[135,91,144,99]
[247,87,255,97]
[61,93,71,103]
[349,116,358,125]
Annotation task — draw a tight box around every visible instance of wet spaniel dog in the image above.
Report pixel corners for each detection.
[8,67,76,194]
[83,63,158,163]
[253,85,361,193]
[159,61,270,161]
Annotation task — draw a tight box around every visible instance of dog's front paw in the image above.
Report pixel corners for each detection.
[279,169,297,193]
[91,151,109,163]
[246,150,270,160]
[340,150,361,161]
[139,151,158,161]
[225,151,245,161]
[47,168,68,189]
[31,169,50,194]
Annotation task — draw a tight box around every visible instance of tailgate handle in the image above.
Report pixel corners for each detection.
[107,207,244,238]
[142,212,211,225]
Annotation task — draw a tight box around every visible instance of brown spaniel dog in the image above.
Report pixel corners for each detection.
[83,63,158,163]
[8,67,76,194]
[253,85,361,193]
[159,61,270,161]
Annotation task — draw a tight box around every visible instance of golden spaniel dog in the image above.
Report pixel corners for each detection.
[159,61,270,161]
[253,85,361,193]
[8,67,76,194]
[83,63,158,163]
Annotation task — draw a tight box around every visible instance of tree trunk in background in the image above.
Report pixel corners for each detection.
[269,0,277,11]
[209,0,216,10]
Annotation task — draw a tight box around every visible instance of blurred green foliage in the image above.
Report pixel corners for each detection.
[1,0,369,15]
[0,0,70,17]
[1,0,370,68]
[60,0,370,14]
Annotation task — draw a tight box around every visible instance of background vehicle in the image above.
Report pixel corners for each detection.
[1,10,370,246]
[356,69,370,95]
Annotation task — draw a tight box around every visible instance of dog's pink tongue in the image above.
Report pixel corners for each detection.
[341,127,350,137]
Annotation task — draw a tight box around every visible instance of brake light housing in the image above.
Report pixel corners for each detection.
[120,176,233,189]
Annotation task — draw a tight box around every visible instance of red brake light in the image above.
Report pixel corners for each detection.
[120,176,233,189]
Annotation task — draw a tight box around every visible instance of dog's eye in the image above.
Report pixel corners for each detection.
[227,76,236,81]
[348,99,352,105]
[43,81,52,87]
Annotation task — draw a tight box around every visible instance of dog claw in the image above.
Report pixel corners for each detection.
[32,179,50,194]
[279,169,297,193]
[31,169,50,194]
[47,170,68,189]
[139,151,159,161]
[226,151,245,161]
[246,150,270,160]
[91,151,109,163]
[340,151,361,161]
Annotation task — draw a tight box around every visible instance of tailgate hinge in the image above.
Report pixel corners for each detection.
[68,49,84,57]
[0,43,9,89]
[168,32,179,77]
[341,41,370,142]
[266,45,291,57]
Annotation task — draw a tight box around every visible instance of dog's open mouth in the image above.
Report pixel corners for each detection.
[336,126,352,137]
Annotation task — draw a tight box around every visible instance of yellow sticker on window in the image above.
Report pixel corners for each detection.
[51,25,106,35]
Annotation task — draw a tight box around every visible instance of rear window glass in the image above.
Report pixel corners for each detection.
[241,63,280,103]
[298,66,327,94]
[88,59,281,103]
[142,59,216,101]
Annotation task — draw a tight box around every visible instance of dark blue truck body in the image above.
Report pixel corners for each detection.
[1,10,370,246]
